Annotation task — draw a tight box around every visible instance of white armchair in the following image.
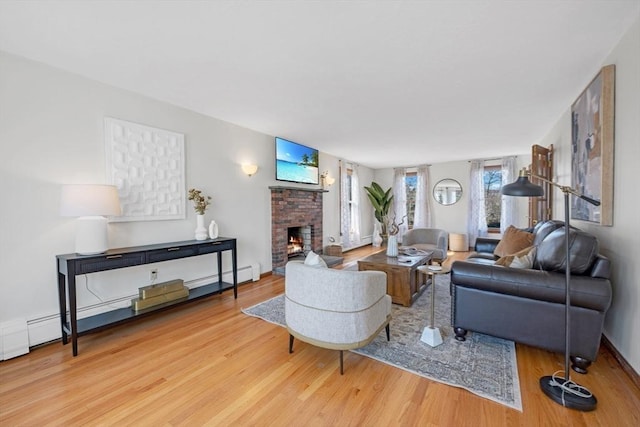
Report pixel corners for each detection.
[285,261,392,374]
[402,228,449,262]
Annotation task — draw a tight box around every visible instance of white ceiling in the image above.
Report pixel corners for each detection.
[1,1,638,169]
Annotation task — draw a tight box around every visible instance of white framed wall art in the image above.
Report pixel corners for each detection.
[105,117,186,222]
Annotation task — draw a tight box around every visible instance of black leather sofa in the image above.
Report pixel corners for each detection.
[450,220,612,373]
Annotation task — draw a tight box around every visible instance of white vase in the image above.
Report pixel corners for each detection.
[195,214,208,240]
[208,220,219,239]
[372,221,383,247]
[386,235,398,257]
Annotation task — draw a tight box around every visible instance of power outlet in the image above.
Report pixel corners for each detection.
[150,269,158,281]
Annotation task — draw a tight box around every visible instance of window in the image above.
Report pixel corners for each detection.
[339,162,361,247]
[483,166,502,231]
[405,172,417,228]
[346,169,357,237]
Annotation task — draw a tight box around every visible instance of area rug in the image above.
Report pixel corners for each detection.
[242,274,522,411]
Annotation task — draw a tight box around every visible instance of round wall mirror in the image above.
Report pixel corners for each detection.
[433,179,462,205]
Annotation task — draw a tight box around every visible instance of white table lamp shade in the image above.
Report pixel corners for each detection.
[60,185,122,217]
[60,185,122,254]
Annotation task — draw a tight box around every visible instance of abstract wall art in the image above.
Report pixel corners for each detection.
[105,118,185,222]
[570,65,615,226]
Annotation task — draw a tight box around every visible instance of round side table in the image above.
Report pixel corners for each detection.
[417,264,451,347]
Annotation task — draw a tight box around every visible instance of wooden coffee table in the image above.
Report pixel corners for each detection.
[358,251,431,306]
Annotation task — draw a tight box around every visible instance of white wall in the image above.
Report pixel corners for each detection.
[534,16,640,373]
[0,51,352,347]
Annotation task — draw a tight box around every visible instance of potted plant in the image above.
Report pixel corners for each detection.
[188,188,212,240]
[364,182,393,239]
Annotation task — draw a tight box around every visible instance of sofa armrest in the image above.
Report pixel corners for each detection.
[450,260,612,312]
[474,237,500,254]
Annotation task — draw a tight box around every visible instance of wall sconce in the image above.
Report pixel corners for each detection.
[320,171,335,189]
[60,184,122,254]
[241,164,258,177]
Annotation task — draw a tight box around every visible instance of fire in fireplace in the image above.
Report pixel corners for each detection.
[287,226,310,258]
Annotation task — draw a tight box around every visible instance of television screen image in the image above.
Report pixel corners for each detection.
[275,137,319,184]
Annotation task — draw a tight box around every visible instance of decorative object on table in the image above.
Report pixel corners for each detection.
[242,272,522,411]
[60,184,122,254]
[502,168,600,411]
[188,188,212,240]
[384,213,405,257]
[386,235,399,257]
[104,117,185,222]
[208,220,219,239]
[364,182,393,239]
[372,221,383,247]
[241,164,258,177]
[192,215,206,240]
[132,279,188,312]
[570,64,615,226]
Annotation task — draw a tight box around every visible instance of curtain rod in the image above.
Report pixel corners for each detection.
[398,164,432,169]
[468,155,518,163]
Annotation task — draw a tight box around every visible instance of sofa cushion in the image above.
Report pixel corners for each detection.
[532,220,565,246]
[493,226,534,257]
[495,246,536,269]
[535,228,599,274]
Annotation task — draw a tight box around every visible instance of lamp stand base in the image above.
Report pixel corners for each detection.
[420,326,443,347]
[539,375,597,411]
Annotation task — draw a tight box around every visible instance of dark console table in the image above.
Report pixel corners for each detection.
[56,237,237,356]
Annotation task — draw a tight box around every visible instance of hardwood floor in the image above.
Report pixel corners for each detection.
[1,246,638,426]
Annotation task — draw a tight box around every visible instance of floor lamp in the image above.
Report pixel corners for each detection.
[501,168,599,412]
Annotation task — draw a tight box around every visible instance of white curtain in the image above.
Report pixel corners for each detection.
[339,160,362,249]
[468,160,487,246]
[339,160,353,249]
[392,168,408,242]
[350,164,362,245]
[500,156,518,233]
[413,165,432,228]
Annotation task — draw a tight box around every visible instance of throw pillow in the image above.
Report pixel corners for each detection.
[304,251,328,268]
[494,225,534,258]
[495,246,536,269]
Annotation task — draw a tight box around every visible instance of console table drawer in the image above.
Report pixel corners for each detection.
[198,240,234,254]
[77,253,145,274]
[147,246,199,262]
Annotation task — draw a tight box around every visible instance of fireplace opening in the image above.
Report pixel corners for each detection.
[288,226,311,258]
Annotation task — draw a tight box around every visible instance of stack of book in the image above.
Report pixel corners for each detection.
[132,279,189,312]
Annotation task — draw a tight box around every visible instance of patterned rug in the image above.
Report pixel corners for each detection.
[242,274,522,411]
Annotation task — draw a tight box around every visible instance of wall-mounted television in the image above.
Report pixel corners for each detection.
[275,137,319,185]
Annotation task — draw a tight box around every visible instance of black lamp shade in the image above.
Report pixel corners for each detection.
[501,176,544,197]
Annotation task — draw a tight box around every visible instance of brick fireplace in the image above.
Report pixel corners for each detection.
[270,186,325,275]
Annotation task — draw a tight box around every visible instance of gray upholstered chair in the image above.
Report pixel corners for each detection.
[402,228,449,262]
[285,261,392,374]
